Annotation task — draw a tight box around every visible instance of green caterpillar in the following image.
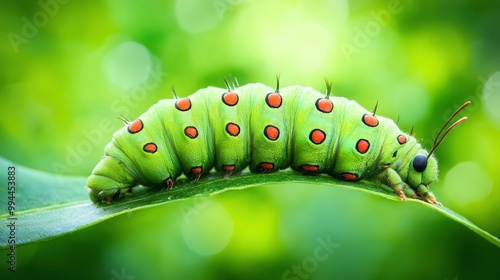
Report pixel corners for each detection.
[86,78,469,205]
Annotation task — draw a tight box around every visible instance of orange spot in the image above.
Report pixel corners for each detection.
[223,165,235,171]
[222,92,239,106]
[266,92,282,108]
[341,172,358,181]
[264,125,280,140]
[191,166,202,174]
[175,98,191,111]
[316,98,333,113]
[362,114,379,127]
[356,139,370,154]
[143,142,157,153]
[128,119,143,134]
[259,162,274,170]
[309,129,326,144]
[184,126,198,138]
[301,165,319,172]
[397,134,407,144]
[226,123,240,136]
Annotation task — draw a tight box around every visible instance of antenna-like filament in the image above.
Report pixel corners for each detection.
[427,101,471,158]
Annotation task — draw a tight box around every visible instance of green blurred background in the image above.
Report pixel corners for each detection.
[1,0,499,279]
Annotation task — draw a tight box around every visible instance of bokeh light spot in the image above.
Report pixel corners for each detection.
[259,21,334,74]
[482,71,500,128]
[181,200,233,256]
[175,0,220,33]
[104,41,152,89]
[444,162,492,206]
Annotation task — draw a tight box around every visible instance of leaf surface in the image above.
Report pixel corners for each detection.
[0,157,498,249]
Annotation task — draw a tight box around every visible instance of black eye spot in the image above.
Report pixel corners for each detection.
[392,150,398,157]
[413,155,428,173]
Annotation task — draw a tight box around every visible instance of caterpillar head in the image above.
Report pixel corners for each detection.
[405,151,439,203]
[400,101,470,204]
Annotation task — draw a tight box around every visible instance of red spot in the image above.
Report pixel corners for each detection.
[356,139,370,154]
[184,126,198,139]
[223,165,235,172]
[309,129,326,144]
[191,166,202,174]
[226,122,240,136]
[397,134,407,144]
[341,172,358,181]
[362,114,379,127]
[143,142,157,153]
[266,92,282,108]
[128,119,143,134]
[191,166,203,181]
[315,98,333,113]
[175,98,191,111]
[301,165,319,172]
[259,162,274,170]
[264,125,280,141]
[222,92,239,106]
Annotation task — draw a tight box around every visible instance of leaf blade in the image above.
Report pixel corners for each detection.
[0,157,498,249]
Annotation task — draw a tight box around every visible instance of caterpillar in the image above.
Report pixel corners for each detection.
[86,77,470,205]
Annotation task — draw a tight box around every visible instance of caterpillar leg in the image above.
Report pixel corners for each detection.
[383,168,418,201]
[416,184,441,206]
[223,170,233,179]
[379,168,441,205]
[164,177,175,190]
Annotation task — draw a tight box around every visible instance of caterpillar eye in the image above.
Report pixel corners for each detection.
[412,155,428,173]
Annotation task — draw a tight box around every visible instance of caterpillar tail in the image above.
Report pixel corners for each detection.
[85,156,136,204]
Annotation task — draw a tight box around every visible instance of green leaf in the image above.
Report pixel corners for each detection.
[0,157,498,249]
